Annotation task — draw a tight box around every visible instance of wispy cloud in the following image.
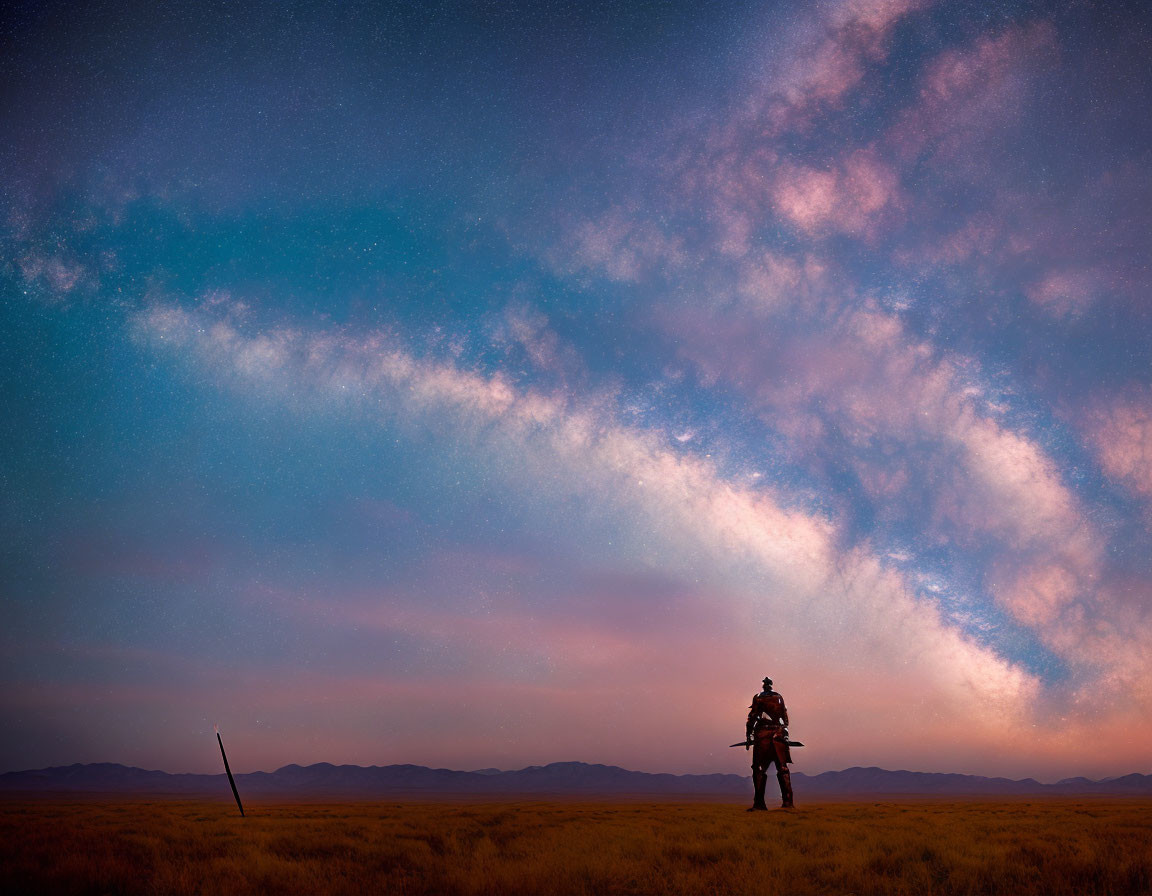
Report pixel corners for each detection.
[1082,389,1152,509]
[746,0,931,134]
[890,21,1059,167]
[769,148,903,239]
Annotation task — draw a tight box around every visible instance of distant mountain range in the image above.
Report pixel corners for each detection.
[3,762,1151,797]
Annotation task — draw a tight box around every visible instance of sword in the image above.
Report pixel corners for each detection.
[729,740,805,747]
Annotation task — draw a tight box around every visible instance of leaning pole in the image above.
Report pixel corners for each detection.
[215,726,245,817]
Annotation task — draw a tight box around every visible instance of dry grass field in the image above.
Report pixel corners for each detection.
[2,796,1150,896]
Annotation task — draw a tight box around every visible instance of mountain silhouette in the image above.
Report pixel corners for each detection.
[3,762,1151,796]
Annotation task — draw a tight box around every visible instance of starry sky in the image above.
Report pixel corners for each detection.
[3,0,1151,781]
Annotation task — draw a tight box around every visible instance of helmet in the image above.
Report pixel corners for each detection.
[762,676,773,688]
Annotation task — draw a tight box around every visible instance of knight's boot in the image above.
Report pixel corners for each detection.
[778,768,794,809]
[749,769,769,811]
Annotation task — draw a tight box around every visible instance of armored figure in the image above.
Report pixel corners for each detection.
[746,676,793,810]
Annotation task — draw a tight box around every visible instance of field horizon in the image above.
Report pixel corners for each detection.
[2,796,1149,895]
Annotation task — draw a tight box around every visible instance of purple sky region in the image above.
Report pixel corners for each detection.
[3,0,1152,781]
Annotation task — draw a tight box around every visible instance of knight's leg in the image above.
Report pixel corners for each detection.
[776,763,794,808]
[749,762,769,811]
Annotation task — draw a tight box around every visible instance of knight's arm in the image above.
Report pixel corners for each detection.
[779,697,789,728]
[746,695,760,737]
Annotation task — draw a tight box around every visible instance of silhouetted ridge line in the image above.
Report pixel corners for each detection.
[3,762,1150,795]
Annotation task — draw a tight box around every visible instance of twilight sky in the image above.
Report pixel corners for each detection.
[3,0,1151,781]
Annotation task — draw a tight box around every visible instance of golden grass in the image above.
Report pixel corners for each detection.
[2,796,1150,895]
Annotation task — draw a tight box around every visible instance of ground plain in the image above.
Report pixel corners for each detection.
[2,796,1150,895]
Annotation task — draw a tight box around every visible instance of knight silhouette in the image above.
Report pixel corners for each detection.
[746,676,793,810]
